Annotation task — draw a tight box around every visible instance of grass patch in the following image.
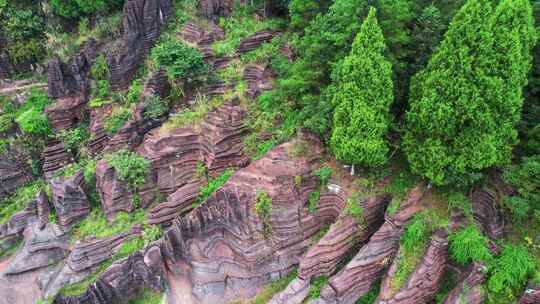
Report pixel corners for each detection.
[129,289,164,304]
[160,95,224,133]
[309,276,328,299]
[194,170,234,206]
[250,268,297,304]
[72,209,145,240]
[105,149,150,190]
[448,225,493,265]
[355,280,381,304]
[104,106,132,136]
[0,179,47,225]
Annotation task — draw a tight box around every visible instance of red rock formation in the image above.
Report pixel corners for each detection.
[45,95,88,132]
[443,262,487,304]
[470,188,504,240]
[200,0,234,20]
[377,229,448,304]
[108,0,172,91]
[43,140,72,181]
[0,141,33,200]
[39,226,143,298]
[95,159,157,221]
[140,100,249,225]
[0,190,49,242]
[49,171,90,230]
[5,222,70,275]
[519,283,540,304]
[312,185,425,304]
[157,140,351,304]
[53,245,165,304]
[243,64,273,98]
[88,104,113,156]
[47,54,90,100]
[238,30,277,54]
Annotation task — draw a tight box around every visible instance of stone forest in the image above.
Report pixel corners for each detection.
[0,0,539,304]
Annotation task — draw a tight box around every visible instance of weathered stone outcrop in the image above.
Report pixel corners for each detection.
[158,140,348,304]
[53,245,165,304]
[238,30,277,54]
[0,190,49,241]
[49,171,90,229]
[310,185,425,304]
[89,104,113,156]
[47,55,90,100]
[270,191,390,304]
[519,282,540,304]
[39,226,143,298]
[95,159,157,221]
[0,141,33,200]
[471,188,504,240]
[179,21,224,64]
[376,229,448,304]
[200,0,234,20]
[5,222,70,274]
[443,263,487,304]
[106,69,171,152]
[108,0,172,91]
[243,64,273,98]
[140,100,249,225]
[43,140,72,180]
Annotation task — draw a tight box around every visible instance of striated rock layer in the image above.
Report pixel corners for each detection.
[0,190,49,242]
[443,262,487,304]
[519,282,540,304]
[49,171,90,230]
[141,99,249,225]
[311,185,425,304]
[108,0,172,91]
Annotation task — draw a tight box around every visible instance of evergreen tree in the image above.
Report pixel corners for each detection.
[330,8,394,167]
[403,0,536,186]
[288,0,331,30]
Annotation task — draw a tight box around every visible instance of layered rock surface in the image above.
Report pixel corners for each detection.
[0,191,49,242]
[49,171,90,230]
[444,263,487,304]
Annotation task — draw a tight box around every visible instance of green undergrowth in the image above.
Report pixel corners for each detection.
[212,5,286,57]
[0,238,22,259]
[309,276,328,299]
[128,289,164,304]
[194,169,234,207]
[448,225,493,265]
[250,268,297,304]
[105,149,151,190]
[354,280,381,304]
[255,190,273,236]
[160,94,225,133]
[307,166,333,213]
[0,179,47,225]
[434,271,457,304]
[104,105,132,136]
[390,209,449,294]
[72,209,146,240]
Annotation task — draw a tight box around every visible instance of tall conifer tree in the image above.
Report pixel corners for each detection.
[330,8,394,167]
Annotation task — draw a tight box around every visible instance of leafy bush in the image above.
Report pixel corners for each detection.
[56,124,89,157]
[125,79,144,104]
[151,38,206,82]
[503,155,540,222]
[255,190,273,234]
[345,195,364,224]
[2,7,45,63]
[91,55,110,81]
[143,95,168,119]
[105,149,150,190]
[313,167,332,186]
[74,209,145,240]
[448,225,492,265]
[15,89,52,137]
[49,0,121,18]
[196,170,233,204]
[104,106,131,135]
[487,245,535,302]
[309,276,328,299]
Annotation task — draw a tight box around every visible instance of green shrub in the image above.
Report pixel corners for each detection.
[125,79,144,104]
[345,194,363,224]
[308,191,320,213]
[143,224,162,243]
[151,38,206,82]
[15,89,52,137]
[255,190,273,234]
[104,106,131,135]
[194,160,208,180]
[503,155,540,222]
[2,7,45,63]
[487,245,535,302]
[196,170,233,204]
[91,55,110,81]
[56,124,89,157]
[49,0,119,18]
[448,225,492,265]
[143,95,168,119]
[105,149,150,190]
[93,79,111,99]
[313,167,332,186]
[309,276,328,299]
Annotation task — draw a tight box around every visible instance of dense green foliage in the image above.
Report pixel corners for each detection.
[309,276,329,299]
[255,190,273,235]
[196,170,234,205]
[503,155,540,222]
[403,0,537,186]
[448,225,493,265]
[105,150,150,190]
[49,0,123,19]
[330,8,393,167]
[1,4,45,64]
[15,89,52,137]
[151,38,206,82]
[104,106,131,135]
[143,95,169,120]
